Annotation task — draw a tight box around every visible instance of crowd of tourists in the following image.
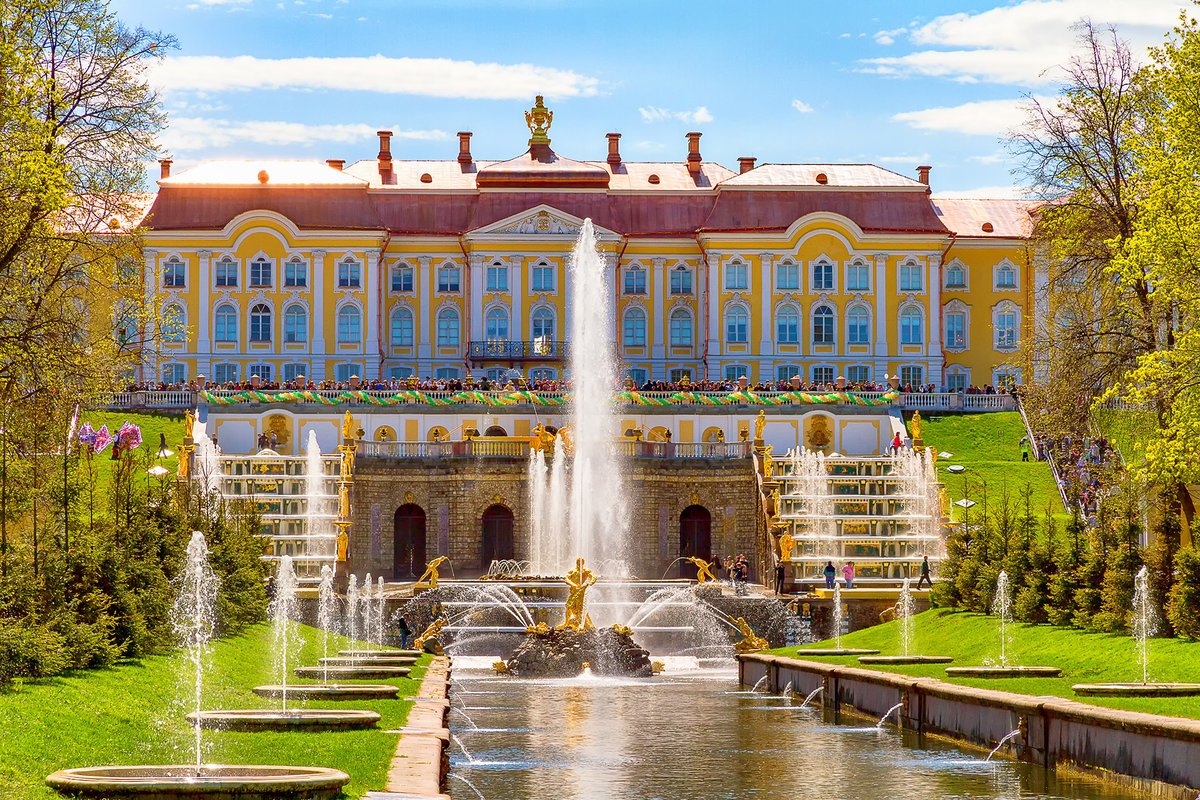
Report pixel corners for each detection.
[1037,433,1117,522]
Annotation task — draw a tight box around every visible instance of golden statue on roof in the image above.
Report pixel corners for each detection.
[525,95,553,145]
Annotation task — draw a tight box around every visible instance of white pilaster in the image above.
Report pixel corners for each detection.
[510,256,523,341]
[706,254,720,365]
[651,257,666,360]
[419,256,434,361]
[364,248,380,377]
[1033,250,1050,383]
[874,254,889,379]
[758,252,773,356]
[468,254,484,342]
[927,254,943,386]
[142,250,157,381]
[197,250,211,355]
[602,252,618,346]
[312,250,326,379]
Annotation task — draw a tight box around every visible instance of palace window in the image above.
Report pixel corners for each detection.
[945,263,966,289]
[846,365,870,384]
[776,261,799,291]
[623,307,647,347]
[996,262,1017,289]
[337,305,361,344]
[530,367,557,381]
[995,310,1017,349]
[725,364,749,382]
[945,312,966,349]
[486,262,508,292]
[163,258,186,288]
[437,264,460,293]
[626,368,648,386]
[669,308,693,346]
[249,303,272,342]
[391,264,413,293]
[725,262,748,291]
[812,305,835,345]
[670,265,693,295]
[338,258,361,288]
[847,306,870,344]
[812,366,835,385]
[161,363,186,384]
[285,258,307,288]
[214,303,237,342]
[437,308,460,346]
[213,363,238,384]
[283,363,309,384]
[776,365,801,381]
[162,303,186,342]
[899,260,924,292]
[669,368,692,383]
[946,368,969,392]
[531,307,555,341]
[435,367,461,380]
[284,304,307,343]
[388,366,414,381]
[248,363,273,383]
[994,368,1021,388]
[900,365,924,386]
[215,257,238,287]
[249,258,272,288]
[812,260,834,292]
[776,304,799,344]
[725,306,749,344]
[531,261,555,292]
[900,307,923,344]
[623,266,646,295]
[847,260,870,292]
[485,307,510,341]
[335,363,362,382]
[390,307,414,347]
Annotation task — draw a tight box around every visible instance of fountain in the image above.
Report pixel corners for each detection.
[254,565,400,700]
[46,532,351,797]
[946,571,1060,678]
[795,582,880,656]
[800,686,824,708]
[859,579,953,665]
[1074,565,1200,696]
[986,727,1023,762]
[191,557,381,731]
[876,701,904,729]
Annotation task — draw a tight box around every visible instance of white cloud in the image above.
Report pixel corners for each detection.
[860,0,1185,86]
[160,118,447,152]
[877,153,931,166]
[149,55,600,100]
[874,27,907,46]
[968,150,1012,165]
[638,105,713,124]
[188,0,251,6]
[934,185,1027,199]
[892,97,1051,137]
[791,99,814,113]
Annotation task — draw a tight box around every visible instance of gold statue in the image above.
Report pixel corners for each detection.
[336,530,348,562]
[413,616,447,654]
[911,409,923,442]
[184,409,196,439]
[524,621,551,636]
[524,95,553,145]
[754,410,766,441]
[557,557,597,631]
[492,660,509,674]
[341,411,357,444]
[611,623,633,636]
[733,617,769,654]
[778,532,796,562]
[763,446,774,477]
[415,556,449,588]
[651,660,665,675]
[686,557,716,584]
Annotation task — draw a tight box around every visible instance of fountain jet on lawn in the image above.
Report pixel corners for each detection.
[945,571,1060,679]
[858,579,953,665]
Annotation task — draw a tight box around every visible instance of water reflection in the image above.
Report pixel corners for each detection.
[448,657,1145,800]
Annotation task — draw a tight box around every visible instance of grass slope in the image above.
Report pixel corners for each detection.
[0,623,426,799]
[915,413,1064,520]
[772,609,1200,720]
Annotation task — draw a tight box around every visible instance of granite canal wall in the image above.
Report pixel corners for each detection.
[739,653,1200,798]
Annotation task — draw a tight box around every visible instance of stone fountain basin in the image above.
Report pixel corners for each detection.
[295,665,411,680]
[858,655,954,665]
[794,648,881,657]
[252,684,400,700]
[186,709,380,731]
[318,656,417,666]
[338,649,421,658]
[945,666,1061,678]
[1072,683,1200,697]
[45,765,349,798]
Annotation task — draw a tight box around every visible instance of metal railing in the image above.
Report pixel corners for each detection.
[357,439,752,461]
[468,340,569,360]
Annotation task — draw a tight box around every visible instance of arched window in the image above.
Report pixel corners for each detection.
[725,305,748,344]
[531,307,555,341]
[776,260,799,291]
[670,265,693,295]
[249,303,272,342]
[623,265,646,295]
[285,257,307,288]
[437,308,460,346]
[163,258,186,288]
[996,262,1017,289]
[390,307,414,347]
[669,308,693,346]
[249,257,272,288]
[162,303,186,342]
[812,304,835,344]
[215,303,237,342]
[623,307,647,346]
[811,259,834,291]
[846,259,870,291]
[945,263,967,289]
[900,306,923,344]
[485,307,509,341]
[337,305,361,344]
[847,305,870,345]
[531,260,555,292]
[284,304,307,343]
[437,264,460,293]
[776,304,799,343]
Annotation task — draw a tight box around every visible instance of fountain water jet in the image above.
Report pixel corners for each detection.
[793,584,879,656]
[876,701,904,729]
[800,686,824,708]
[947,571,1060,678]
[987,728,1023,762]
[859,579,953,665]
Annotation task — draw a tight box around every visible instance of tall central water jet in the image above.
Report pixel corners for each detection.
[174,531,219,772]
[567,220,628,571]
[272,556,300,712]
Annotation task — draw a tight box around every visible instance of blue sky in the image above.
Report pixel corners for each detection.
[113,0,1190,196]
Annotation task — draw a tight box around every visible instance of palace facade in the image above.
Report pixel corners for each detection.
[137,98,1035,391]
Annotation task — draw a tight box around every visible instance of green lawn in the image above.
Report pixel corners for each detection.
[772,609,1200,719]
[914,413,1065,520]
[0,623,426,799]
[76,411,188,487]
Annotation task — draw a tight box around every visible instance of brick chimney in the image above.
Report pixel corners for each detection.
[738,156,756,174]
[606,133,622,166]
[917,165,932,186]
[159,159,172,180]
[457,131,473,167]
[326,159,345,171]
[685,132,702,175]
[377,130,394,183]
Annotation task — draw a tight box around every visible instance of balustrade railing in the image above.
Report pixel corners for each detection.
[358,438,751,460]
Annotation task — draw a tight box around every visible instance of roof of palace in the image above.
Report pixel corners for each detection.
[931,197,1036,239]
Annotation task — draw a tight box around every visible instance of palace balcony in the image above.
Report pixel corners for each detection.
[468,339,569,362]
[356,439,753,461]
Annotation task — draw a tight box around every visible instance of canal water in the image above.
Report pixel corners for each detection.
[447,657,1145,800]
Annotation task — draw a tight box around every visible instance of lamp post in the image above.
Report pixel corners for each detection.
[953,497,977,549]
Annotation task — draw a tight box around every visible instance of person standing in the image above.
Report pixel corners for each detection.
[397,616,412,649]
[823,560,836,590]
[775,560,786,596]
[1019,435,1031,462]
[842,561,855,590]
[890,431,902,455]
[917,555,932,590]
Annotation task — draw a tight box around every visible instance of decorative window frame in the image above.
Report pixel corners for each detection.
[991,299,1022,352]
[247,298,275,344]
[845,364,872,385]
[161,361,188,384]
[281,301,310,345]
[622,261,648,295]
[247,251,275,289]
[162,255,187,290]
[809,254,837,293]
[485,259,510,294]
[774,300,802,344]
[435,260,461,294]
[213,254,240,289]
[845,256,871,293]
[161,300,188,343]
[282,254,310,290]
[622,303,648,349]
[334,299,364,346]
[530,258,556,293]
[811,301,837,345]
[213,301,240,343]
[335,254,363,291]
[943,258,969,292]
[723,257,750,293]
[944,364,971,391]
[897,256,926,294]
[993,258,1020,292]
[722,299,752,344]
[667,303,694,347]
[775,258,801,292]
[669,261,694,295]
[483,302,512,341]
[434,302,462,348]
[845,300,872,345]
[942,298,970,353]
[389,259,415,294]
[810,363,837,385]
[389,303,416,348]
[898,300,925,345]
[529,303,558,340]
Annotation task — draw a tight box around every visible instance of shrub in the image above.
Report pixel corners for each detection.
[0,622,68,688]
[1168,547,1200,639]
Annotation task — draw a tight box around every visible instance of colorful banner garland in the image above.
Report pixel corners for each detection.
[201,388,899,408]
